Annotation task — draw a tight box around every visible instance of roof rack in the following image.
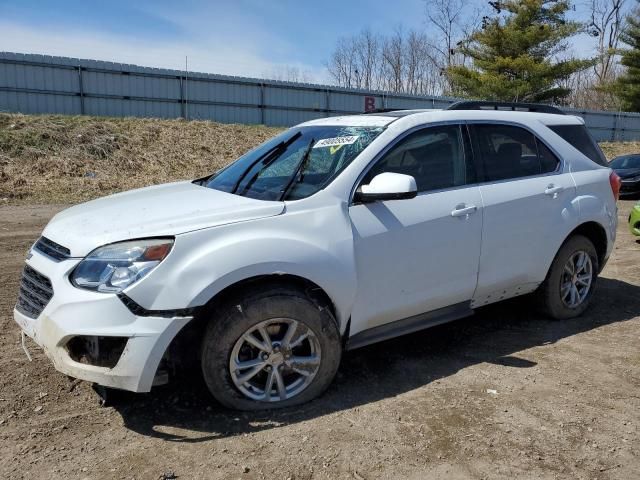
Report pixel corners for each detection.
[446,101,565,115]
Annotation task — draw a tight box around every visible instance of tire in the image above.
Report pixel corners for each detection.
[200,284,342,410]
[537,235,599,320]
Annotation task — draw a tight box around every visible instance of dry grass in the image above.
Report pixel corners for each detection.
[1,113,638,204]
[599,141,640,159]
[0,114,283,204]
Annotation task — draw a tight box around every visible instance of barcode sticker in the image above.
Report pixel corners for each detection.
[313,136,359,148]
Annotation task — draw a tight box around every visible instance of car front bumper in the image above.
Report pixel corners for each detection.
[13,248,192,392]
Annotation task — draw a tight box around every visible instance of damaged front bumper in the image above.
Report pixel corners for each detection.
[13,248,192,392]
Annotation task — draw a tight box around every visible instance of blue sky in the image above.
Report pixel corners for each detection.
[0,0,615,82]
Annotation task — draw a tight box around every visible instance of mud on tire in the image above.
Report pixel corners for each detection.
[200,284,342,410]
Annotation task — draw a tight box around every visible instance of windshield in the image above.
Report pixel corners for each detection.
[610,155,640,169]
[204,126,384,201]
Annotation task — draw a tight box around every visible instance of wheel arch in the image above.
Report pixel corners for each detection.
[199,273,340,326]
[564,221,608,272]
[155,273,343,387]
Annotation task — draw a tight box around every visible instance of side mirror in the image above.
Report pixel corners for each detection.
[354,172,418,203]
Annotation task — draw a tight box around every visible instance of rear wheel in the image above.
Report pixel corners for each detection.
[537,235,599,319]
[200,285,342,410]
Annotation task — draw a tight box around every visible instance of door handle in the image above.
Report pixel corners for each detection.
[451,204,478,217]
[544,184,564,198]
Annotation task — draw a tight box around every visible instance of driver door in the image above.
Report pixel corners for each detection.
[348,124,483,339]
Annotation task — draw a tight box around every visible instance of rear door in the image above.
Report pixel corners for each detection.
[468,123,576,306]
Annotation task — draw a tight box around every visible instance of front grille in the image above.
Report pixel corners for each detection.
[34,236,71,261]
[16,265,54,319]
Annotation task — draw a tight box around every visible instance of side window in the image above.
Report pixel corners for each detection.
[362,125,474,192]
[536,139,561,173]
[470,124,560,181]
[548,124,607,166]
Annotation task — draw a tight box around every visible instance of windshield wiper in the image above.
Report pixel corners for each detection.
[231,131,302,194]
[279,138,316,201]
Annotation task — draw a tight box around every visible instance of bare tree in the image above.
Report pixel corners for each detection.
[327,37,358,88]
[424,0,465,69]
[405,31,441,95]
[327,31,381,89]
[354,29,381,90]
[381,28,406,92]
[559,0,629,109]
[326,27,444,95]
[588,0,627,84]
[266,66,313,83]
[424,0,484,92]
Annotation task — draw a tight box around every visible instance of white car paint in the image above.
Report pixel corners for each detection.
[350,185,484,330]
[14,108,617,392]
[43,181,284,257]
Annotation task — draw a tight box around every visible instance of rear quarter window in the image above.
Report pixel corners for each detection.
[548,124,608,167]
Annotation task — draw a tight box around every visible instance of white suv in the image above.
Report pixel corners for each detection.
[14,103,619,410]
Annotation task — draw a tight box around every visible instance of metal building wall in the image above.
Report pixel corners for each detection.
[2,52,640,141]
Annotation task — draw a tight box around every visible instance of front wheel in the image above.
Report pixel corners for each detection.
[537,235,599,320]
[200,285,342,410]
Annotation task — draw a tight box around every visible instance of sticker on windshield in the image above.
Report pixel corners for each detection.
[313,135,359,149]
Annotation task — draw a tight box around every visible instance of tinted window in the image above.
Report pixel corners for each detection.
[205,126,384,201]
[609,155,640,169]
[549,124,607,166]
[363,125,474,192]
[537,140,561,173]
[471,124,560,181]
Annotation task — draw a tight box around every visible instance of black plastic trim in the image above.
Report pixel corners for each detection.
[346,302,473,350]
[118,294,198,318]
[34,236,71,262]
[447,101,566,115]
[353,190,417,203]
[16,265,54,319]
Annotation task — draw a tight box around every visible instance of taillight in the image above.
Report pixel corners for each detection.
[609,171,621,201]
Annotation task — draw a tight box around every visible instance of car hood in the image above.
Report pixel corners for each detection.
[42,181,285,257]
[614,168,640,179]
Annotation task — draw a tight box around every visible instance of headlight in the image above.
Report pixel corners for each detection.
[71,238,173,293]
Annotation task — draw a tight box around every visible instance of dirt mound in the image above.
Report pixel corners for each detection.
[0,114,282,203]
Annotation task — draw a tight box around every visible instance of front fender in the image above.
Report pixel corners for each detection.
[125,205,357,330]
[185,240,356,328]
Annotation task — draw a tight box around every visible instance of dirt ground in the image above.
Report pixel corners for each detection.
[0,200,639,480]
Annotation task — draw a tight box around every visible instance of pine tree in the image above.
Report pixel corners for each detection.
[447,0,593,103]
[613,2,640,111]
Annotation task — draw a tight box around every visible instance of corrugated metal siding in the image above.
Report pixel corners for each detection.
[2,52,640,141]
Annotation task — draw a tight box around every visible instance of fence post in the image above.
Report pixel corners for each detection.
[325,89,330,117]
[179,76,185,119]
[77,66,85,115]
[260,83,266,125]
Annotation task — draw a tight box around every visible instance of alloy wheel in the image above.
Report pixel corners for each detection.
[560,250,593,308]
[229,318,321,402]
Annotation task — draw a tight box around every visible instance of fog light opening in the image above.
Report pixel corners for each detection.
[65,336,128,368]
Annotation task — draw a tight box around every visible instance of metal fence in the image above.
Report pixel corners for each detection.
[2,51,640,142]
